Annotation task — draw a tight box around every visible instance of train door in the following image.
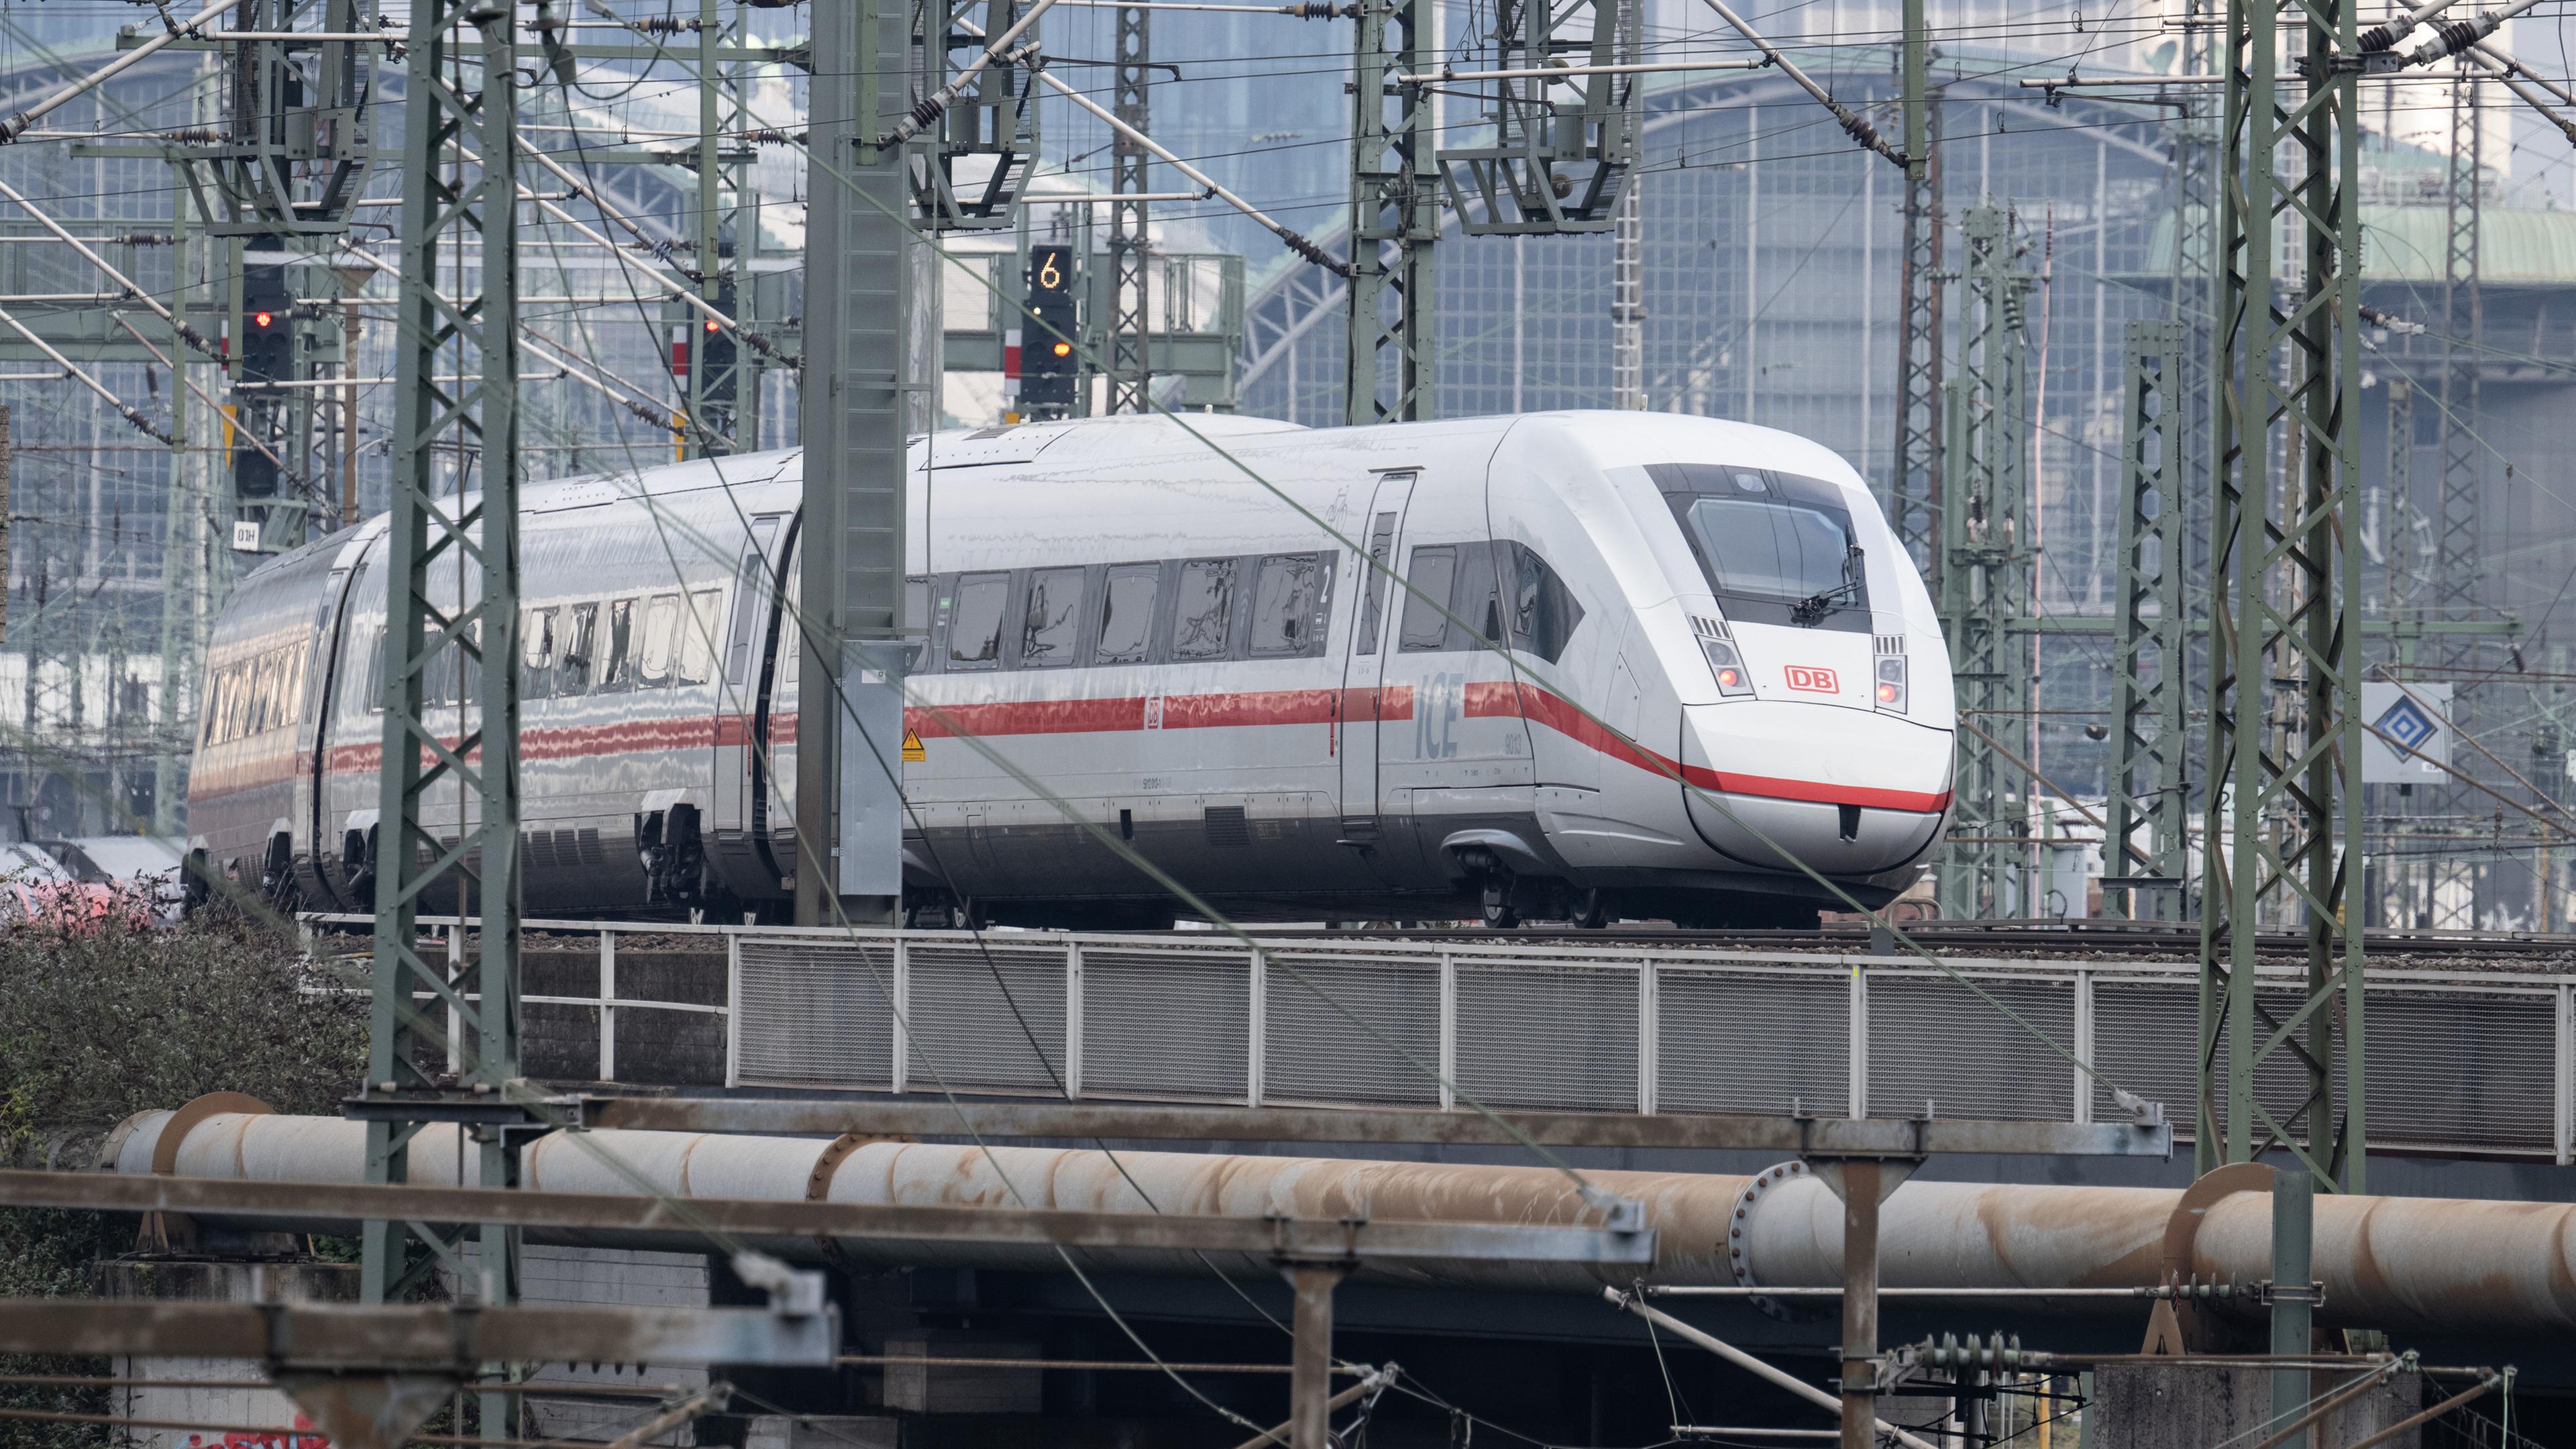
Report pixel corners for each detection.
[1336,472,1415,846]
[711,513,786,901]
[293,559,358,910]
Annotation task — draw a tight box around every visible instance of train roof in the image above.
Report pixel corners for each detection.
[234,410,1868,592]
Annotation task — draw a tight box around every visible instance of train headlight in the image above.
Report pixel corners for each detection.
[1702,637,1754,698]
[1874,653,1909,713]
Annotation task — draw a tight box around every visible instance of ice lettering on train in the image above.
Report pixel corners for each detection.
[1414,672,1460,759]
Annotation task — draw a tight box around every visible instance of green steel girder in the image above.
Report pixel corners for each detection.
[1343,0,1435,423]
[1889,0,1941,574]
[1106,2,1151,413]
[2436,74,2482,647]
[363,0,525,1406]
[2200,0,2366,1193]
[1935,206,2032,920]
[2104,319,2190,922]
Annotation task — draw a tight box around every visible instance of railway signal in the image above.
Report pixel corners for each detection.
[1021,244,1081,419]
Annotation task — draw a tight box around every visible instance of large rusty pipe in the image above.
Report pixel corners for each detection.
[104,1110,2576,1336]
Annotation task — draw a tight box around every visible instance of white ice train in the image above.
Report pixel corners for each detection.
[185,411,1956,928]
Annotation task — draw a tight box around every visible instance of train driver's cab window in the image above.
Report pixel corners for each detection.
[598,598,638,693]
[1648,462,1869,629]
[1020,568,1084,667]
[678,589,721,686]
[522,606,559,698]
[1503,543,1585,663]
[1172,558,1237,660]
[947,572,1009,669]
[1398,546,1458,652]
[1094,564,1159,665]
[557,604,599,696]
[1250,553,1330,657]
[639,594,681,688]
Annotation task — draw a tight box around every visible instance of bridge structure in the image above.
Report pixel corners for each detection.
[308,914,2576,1171]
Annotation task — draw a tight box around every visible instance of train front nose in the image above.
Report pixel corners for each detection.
[1678,702,1953,878]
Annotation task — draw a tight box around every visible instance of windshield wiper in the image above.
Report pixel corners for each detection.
[1788,543,1865,627]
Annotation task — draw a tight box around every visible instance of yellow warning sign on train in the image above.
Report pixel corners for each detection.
[902,729,926,762]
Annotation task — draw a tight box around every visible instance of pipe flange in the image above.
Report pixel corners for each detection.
[808,1131,910,1272]
[1727,1159,1809,1322]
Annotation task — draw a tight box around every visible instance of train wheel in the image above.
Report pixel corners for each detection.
[1480,875,1520,930]
[1569,887,1610,930]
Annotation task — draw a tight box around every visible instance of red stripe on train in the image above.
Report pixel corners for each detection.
[197,683,1946,818]
[1465,680,1953,814]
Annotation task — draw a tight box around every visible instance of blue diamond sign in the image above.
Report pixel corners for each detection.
[2362,683,2451,781]
[2374,696,2440,757]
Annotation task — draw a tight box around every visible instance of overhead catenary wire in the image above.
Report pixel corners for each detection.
[1690,0,1901,163]
[1026,64,1350,272]
[0,0,253,141]
[0,297,168,443]
[0,174,217,356]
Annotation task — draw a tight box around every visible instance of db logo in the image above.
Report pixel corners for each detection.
[1784,665,1839,694]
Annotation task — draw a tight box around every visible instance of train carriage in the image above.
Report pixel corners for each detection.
[187,410,1955,928]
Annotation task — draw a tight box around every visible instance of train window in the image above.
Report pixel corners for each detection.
[522,607,559,700]
[725,517,782,686]
[1459,541,1505,649]
[1398,546,1458,652]
[1504,543,1585,664]
[364,633,384,713]
[207,665,232,743]
[1650,463,1871,631]
[557,604,599,696]
[1172,559,1237,660]
[1682,496,1860,610]
[1249,553,1329,658]
[1355,512,1398,655]
[639,594,681,687]
[903,576,931,672]
[947,572,1009,669]
[678,590,722,686]
[1019,568,1083,667]
[598,599,638,693]
[1095,564,1159,665]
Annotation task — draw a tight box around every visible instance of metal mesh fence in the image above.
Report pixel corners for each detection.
[698,932,2569,1157]
[1083,945,1252,1102]
[907,942,1067,1093]
[734,939,896,1089]
[1456,959,1638,1112]
[2364,990,2556,1150]
[1659,967,1850,1117]
[1869,973,2078,1122]
[1264,952,1441,1107]
[2090,978,2199,1128]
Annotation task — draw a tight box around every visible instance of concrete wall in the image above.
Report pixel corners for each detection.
[97,1259,357,1449]
[2093,1365,2422,1449]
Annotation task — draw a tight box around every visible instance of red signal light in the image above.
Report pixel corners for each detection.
[1715,668,1742,688]
[252,310,274,328]
[1877,682,1900,703]
[704,318,720,333]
